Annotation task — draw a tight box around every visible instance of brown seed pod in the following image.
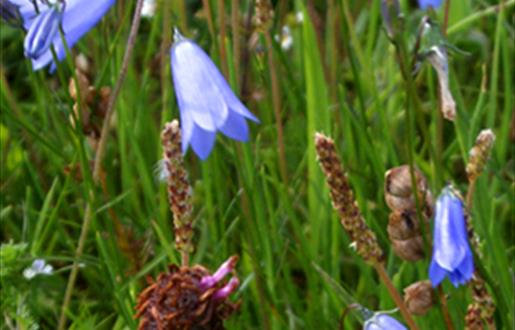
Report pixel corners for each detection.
[135,262,239,330]
[403,280,435,315]
[384,165,433,216]
[387,210,421,241]
[391,236,425,262]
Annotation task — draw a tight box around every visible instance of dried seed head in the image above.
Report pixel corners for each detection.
[253,0,273,32]
[387,210,421,241]
[75,53,90,74]
[69,69,95,105]
[403,280,435,315]
[465,304,484,330]
[384,165,432,216]
[315,132,384,264]
[391,235,425,261]
[466,272,496,329]
[135,258,240,330]
[161,121,194,255]
[466,129,496,182]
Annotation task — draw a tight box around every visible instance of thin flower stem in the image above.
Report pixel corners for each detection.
[57,1,144,329]
[465,179,476,211]
[217,0,229,78]
[373,263,420,330]
[396,35,454,330]
[442,0,451,35]
[202,0,216,41]
[438,286,456,330]
[231,0,241,87]
[181,252,189,267]
[264,32,288,184]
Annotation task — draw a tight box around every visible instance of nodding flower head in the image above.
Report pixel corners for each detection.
[170,31,259,160]
[1,0,23,27]
[418,0,442,10]
[23,2,63,59]
[429,186,474,287]
[363,312,407,330]
[135,256,240,329]
[16,0,115,71]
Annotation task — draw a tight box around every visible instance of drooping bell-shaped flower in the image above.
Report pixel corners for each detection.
[170,30,259,160]
[13,0,115,71]
[363,312,407,330]
[429,186,474,287]
[418,0,442,9]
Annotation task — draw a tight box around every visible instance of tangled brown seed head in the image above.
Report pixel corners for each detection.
[161,121,194,255]
[135,260,240,330]
[403,280,435,316]
[466,129,496,182]
[315,133,384,264]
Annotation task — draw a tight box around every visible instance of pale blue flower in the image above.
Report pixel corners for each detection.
[23,259,53,279]
[429,186,474,287]
[418,0,442,10]
[12,0,115,71]
[170,31,259,160]
[364,312,407,330]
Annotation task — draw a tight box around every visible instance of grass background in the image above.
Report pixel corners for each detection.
[1,0,513,329]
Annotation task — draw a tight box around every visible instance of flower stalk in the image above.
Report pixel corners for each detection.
[314,132,419,330]
[464,129,497,330]
[161,120,194,265]
[58,1,145,329]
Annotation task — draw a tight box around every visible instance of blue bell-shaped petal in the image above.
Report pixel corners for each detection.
[429,186,474,287]
[170,33,259,160]
[418,0,442,9]
[16,0,115,71]
[364,312,407,330]
[23,3,62,59]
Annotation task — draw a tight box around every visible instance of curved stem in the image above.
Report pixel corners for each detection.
[438,286,455,330]
[57,1,144,328]
[374,263,420,330]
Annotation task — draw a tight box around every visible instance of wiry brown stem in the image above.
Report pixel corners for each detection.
[58,1,144,328]
[217,0,228,78]
[374,264,420,330]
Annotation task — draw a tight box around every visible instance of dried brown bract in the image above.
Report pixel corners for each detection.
[135,258,240,330]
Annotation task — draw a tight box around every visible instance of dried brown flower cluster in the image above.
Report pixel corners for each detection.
[161,121,194,256]
[403,280,435,315]
[315,133,383,264]
[466,129,496,182]
[68,56,111,151]
[384,165,432,262]
[135,259,240,330]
